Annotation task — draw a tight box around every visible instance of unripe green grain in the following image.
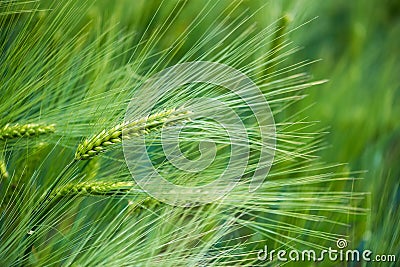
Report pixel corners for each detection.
[0,123,55,141]
[75,108,191,160]
[52,181,138,197]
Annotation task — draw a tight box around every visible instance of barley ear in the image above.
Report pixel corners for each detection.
[52,181,138,198]
[0,123,55,141]
[74,108,191,160]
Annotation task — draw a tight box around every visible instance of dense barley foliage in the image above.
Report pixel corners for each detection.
[0,0,398,266]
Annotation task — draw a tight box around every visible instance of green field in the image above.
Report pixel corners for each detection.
[0,1,399,266]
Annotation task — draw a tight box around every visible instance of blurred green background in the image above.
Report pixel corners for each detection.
[263,0,400,259]
[292,0,400,259]
[269,0,400,260]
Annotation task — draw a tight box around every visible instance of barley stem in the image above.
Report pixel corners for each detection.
[264,15,290,78]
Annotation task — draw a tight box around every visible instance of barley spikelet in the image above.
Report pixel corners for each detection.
[75,108,191,160]
[0,123,55,141]
[52,181,139,197]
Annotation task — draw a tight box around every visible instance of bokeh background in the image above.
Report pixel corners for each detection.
[258,0,400,259]
[288,0,400,259]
